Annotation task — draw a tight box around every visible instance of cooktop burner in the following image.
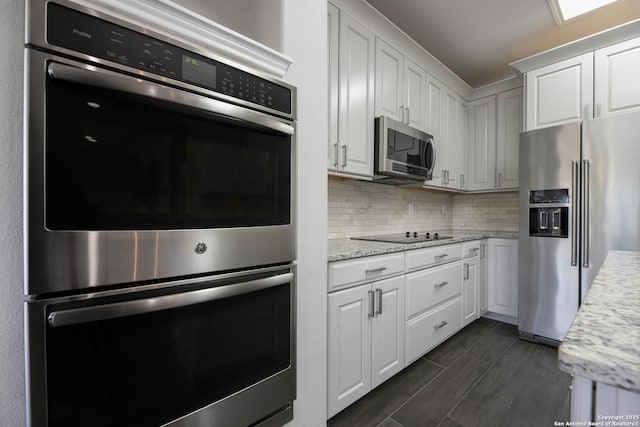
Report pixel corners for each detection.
[351,232,453,244]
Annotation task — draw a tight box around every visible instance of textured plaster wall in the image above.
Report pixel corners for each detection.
[0,0,26,426]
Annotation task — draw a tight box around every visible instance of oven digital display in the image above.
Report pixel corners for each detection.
[182,55,217,89]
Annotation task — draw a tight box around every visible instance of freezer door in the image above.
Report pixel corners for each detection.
[518,123,580,343]
[582,112,640,302]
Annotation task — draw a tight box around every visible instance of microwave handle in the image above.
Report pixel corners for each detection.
[47,62,294,136]
[47,272,294,327]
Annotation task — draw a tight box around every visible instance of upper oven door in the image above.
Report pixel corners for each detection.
[25,49,296,295]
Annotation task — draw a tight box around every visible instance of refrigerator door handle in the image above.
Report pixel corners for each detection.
[582,159,590,268]
[571,161,579,267]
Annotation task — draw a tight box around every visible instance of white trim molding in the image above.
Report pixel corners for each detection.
[69,0,293,78]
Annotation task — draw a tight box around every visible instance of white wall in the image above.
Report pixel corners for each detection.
[0,0,26,426]
[172,0,284,51]
[281,0,329,424]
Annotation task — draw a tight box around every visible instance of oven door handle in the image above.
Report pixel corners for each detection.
[47,272,294,328]
[46,62,294,136]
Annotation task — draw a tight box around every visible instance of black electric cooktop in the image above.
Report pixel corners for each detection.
[351,232,453,244]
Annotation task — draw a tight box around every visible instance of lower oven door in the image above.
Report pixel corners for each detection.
[25,266,296,427]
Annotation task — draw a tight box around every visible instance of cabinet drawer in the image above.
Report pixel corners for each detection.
[462,241,481,259]
[328,252,405,292]
[406,244,461,272]
[405,297,462,364]
[406,262,462,318]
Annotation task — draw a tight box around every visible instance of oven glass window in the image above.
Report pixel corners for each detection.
[45,281,292,427]
[45,73,291,230]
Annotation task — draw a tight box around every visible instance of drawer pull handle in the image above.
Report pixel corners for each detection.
[434,320,448,330]
[470,248,479,253]
[434,281,448,289]
[434,254,448,259]
[365,267,387,275]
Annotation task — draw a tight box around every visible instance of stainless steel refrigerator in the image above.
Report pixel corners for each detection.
[518,111,640,345]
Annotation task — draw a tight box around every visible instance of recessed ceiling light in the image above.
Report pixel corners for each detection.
[548,0,619,24]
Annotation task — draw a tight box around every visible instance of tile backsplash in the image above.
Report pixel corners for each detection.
[452,191,519,232]
[328,176,519,239]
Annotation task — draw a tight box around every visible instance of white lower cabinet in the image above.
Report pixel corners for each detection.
[462,255,479,327]
[327,275,404,418]
[327,238,515,418]
[479,240,489,316]
[405,297,462,364]
[488,238,519,317]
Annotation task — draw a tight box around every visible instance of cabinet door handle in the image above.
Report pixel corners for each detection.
[442,170,447,185]
[341,145,347,167]
[405,107,410,124]
[365,267,387,275]
[460,174,464,189]
[464,263,469,279]
[333,143,339,168]
[434,320,448,330]
[497,171,502,187]
[399,105,405,123]
[434,281,448,289]
[375,288,383,315]
[480,244,485,259]
[368,290,375,318]
[595,102,601,118]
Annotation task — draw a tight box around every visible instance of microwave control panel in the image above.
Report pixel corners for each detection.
[44,2,292,115]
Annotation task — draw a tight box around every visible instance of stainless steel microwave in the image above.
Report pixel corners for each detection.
[374,116,435,183]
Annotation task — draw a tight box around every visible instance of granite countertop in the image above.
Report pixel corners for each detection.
[328,230,518,262]
[558,250,640,393]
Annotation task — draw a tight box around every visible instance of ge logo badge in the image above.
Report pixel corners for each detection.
[194,241,207,254]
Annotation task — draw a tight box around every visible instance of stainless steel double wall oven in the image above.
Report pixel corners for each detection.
[24,1,297,426]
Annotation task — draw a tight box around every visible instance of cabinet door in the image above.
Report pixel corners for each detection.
[594,36,640,118]
[425,75,443,184]
[496,88,522,190]
[479,240,488,316]
[456,101,469,190]
[468,96,496,191]
[525,52,593,130]
[404,57,427,132]
[371,276,405,389]
[327,2,340,171]
[338,11,375,177]
[443,88,459,188]
[375,38,404,122]
[488,239,518,317]
[327,284,372,418]
[462,257,479,327]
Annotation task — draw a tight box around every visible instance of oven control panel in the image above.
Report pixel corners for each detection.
[45,3,292,115]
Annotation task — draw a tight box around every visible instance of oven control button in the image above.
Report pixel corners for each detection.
[194,241,207,254]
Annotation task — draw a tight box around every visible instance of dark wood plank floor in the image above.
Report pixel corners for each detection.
[328,318,571,427]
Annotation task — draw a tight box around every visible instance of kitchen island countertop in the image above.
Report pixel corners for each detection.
[558,250,640,393]
[328,230,518,262]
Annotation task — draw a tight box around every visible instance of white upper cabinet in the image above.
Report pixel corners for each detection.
[328,3,340,171]
[467,96,496,191]
[403,58,427,131]
[425,75,443,185]
[594,36,640,118]
[496,88,522,190]
[327,5,375,178]
[525,52,593,131]
[456,101,469,191]
[375,38,404,122]
[375,38,427,131]
[443,88,462,189]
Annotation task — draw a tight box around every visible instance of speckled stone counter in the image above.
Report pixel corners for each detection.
[328,230,518,262]
[558,250,640,393]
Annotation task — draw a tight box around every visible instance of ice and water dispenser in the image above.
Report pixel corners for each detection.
[528,189,569,238]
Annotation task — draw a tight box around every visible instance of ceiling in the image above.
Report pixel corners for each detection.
[364,0,640,88]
